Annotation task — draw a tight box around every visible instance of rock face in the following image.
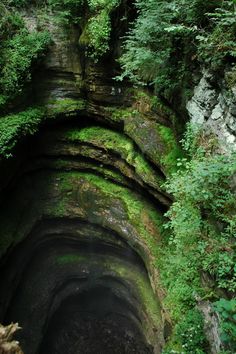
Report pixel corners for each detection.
[187,69,236,152]
[0,120,167,354]
[2,3,235,353]
[0,4,181,354]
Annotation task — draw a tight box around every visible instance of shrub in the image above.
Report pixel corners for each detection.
[215,298,236,351]
[0,108,44,158]
[118,0,236,99]
[0,29,51,106]
[165,123,236,295]
[49,0,120,59]
[175,309,208,353]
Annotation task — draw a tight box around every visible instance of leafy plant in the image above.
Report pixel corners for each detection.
[215,298,236,351]
[0,29,51,106]
[48,0,84,24]
[165,123,236,293]
[87,0,118,11]
[0,1,51,109]
[0,1,24,40]
[197,1,236,70]
[49,0,120,59]
[0,108,44,158]
[118,0,236,101]
[175,309,208,353]
[83,9,111,59]
[160,122,236,351]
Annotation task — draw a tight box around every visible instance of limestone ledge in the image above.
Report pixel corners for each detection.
[187,69,236,152]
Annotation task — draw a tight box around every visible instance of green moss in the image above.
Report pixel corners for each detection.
[133,90,166,115]
[55,251,161,330]
[65,126,164,188]
[0,107,45,158]
[46,98,86,116]
[56,254,83,265]
[66,126,130,152]
[48,170,165,250]
[123,112,183,176]
[0,99,87,159]
[0,169,165,310]
[103,257,161,328]
[79,24,90,47]
[68,171,165,257]
[46,158,128,186]
[104,106,137,123]
[156,123,184,175]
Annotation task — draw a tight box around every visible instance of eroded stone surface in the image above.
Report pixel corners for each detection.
[187,69,236,152]
[0,121,168,353]
[0,5,178,353]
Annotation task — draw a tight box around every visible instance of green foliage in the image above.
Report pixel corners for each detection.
[197,1,236,70]
[215,298,236,351]
[175,309,208,353]
[186,0,222,26]
[161,123,236,351]
[83,0,120,59]
[118,0,236,99]
[49,0,120,59]
[0,108,44,158]
[0,30,51,106]
[8,0,31,7]
[117,0,198,98]
[48,0,84,24]
[156,124,184,175]
[84,9,111,58]
[158,231,202,320]
[3,0,120,60]
[0,4,24,40]
[165,124,236,295]
[0,1,51,109]
[87,0,118,11]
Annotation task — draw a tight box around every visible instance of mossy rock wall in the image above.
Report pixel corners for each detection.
[0,2,185,354]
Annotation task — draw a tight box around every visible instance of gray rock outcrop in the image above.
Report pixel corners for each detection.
[187,69,236,152]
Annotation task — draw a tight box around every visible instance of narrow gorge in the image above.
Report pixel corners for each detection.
[0,1,235,353]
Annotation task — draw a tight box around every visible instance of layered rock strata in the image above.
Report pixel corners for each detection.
[0,4,181,353]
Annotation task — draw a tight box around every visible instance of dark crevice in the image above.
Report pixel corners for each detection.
[38,289,153,354]
[20,152,171,208]
[0,111,166,353]
[0,216,156,354]
[0,218,148,320]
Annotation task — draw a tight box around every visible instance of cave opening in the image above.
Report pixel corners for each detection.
[0,219,162,353]
[0,116,167,353]
[38,287,153,354]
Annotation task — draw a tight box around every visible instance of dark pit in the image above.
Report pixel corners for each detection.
[39,288,153,354]
[0,119,167,354]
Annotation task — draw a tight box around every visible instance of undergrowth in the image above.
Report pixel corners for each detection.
[161,123,236,352]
